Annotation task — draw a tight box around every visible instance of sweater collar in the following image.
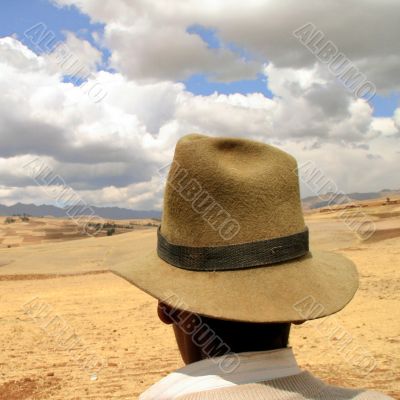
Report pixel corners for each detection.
[140,347,301,400]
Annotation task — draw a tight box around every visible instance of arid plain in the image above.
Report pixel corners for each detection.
[0,200,399,399]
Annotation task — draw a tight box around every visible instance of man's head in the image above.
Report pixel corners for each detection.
[158,301,291,364]
[111,135,358,346]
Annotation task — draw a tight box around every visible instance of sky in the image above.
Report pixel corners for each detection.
[0,0,399,210]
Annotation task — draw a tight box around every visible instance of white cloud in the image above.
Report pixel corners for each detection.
[44,31,102,77]
[53,0,400,92]
[0,36,45,70]
[104,22,261,82]
[0,1,399,209]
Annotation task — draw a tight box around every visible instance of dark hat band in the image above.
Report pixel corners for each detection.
[157,226,309,271]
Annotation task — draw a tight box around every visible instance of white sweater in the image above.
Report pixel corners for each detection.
[140,348,393,400]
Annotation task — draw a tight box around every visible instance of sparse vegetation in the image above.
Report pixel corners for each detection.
[19,214,30,222]
[85,220,160,234]
[383,197,398,205]
[4,214,31,223]
[91,223,103,232]
[103,222,116,229]
[0,216,158,250]
[144,222,158,227]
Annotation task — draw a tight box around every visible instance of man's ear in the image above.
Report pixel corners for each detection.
[157,301,175,324]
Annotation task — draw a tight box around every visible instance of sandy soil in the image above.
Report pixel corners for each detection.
[0,217,159,249]
[0,204,399,399]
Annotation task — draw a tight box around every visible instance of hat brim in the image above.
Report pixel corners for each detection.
[110,233,358,323]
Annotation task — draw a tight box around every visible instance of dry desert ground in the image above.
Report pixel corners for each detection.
[0,216,159,249]
[0,201,399,399]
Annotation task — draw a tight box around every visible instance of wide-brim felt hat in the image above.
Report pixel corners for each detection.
[111,134,358,323]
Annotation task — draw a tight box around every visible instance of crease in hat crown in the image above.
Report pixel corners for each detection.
[161,134,306,248]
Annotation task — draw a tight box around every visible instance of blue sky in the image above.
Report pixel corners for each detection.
[2,0,398,116]
[1,0,399,208]
[1,0,101,45]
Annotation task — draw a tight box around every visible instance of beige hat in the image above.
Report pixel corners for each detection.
[111,134,358,322]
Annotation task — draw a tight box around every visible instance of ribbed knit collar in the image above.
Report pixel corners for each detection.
[140,347,302,400]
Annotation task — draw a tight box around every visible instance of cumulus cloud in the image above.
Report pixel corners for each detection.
[105,23,261,82]
[175,92,276,138]
[0,36,45,71]
[0,1,399,209]
[0,39,159,194]
[51,0,264,82]
[44,31,102,77]
[53,0,400,92]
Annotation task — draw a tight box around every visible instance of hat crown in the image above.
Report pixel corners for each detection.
[161,134,305,246]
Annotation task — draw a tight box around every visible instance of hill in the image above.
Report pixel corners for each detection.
[301,188,400,210]
[0,202,161,220]
[1,188,400,218]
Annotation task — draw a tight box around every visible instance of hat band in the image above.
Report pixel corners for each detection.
[157,226,309,271]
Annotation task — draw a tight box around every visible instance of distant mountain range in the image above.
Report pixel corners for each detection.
[1,189,399,218]
[302,188,400,210]
[0,203,161,220]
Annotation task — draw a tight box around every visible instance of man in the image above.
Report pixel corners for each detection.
[111,134,393,399]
